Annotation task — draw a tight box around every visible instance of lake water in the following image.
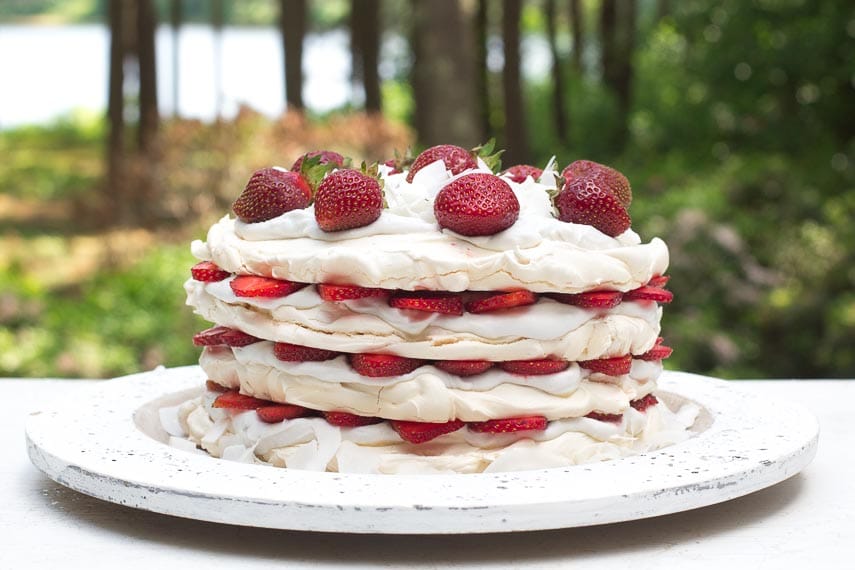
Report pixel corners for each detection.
[0,24,550,129]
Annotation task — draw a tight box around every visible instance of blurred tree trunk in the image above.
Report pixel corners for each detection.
[569,0,583,72]
[106,0,127,222]
[280,0,306,110]
[411,0,480,147]
[211,0,224,118]
[600,0,635,147]
[600,0,617,90]
[656,0,670,21]
[474,0,491,140]
[350,0,382,113]
[502,0,528,164]
[170,0,182,118]
[545,0,567,145]
[137,0,159,154]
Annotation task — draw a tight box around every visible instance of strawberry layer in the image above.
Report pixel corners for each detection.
[200,343,660,422]
[185,278,661,361]
[168,387,700,474]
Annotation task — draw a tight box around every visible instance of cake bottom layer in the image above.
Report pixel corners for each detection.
[161,388,700,474]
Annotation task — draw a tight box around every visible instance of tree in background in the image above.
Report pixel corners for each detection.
[280,0,306,111]
[600,0,636,147]
[169,0,182,118]
[501,0,528,164]
[474,0,492,141]
[545,0,568,145]
[411,0,480,147]
[569,0,584,72]
[350,0,382,113]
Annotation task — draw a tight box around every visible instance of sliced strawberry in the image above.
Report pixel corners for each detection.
[212,391,271,410]
[322,411,383,427]
[230,275,306,298]
[256,404,312,423]
[554,174,631,237]
[639,338,674,361]
[314,168,383,232]
[205,379,229,393]
[623,286,674,304]
[273,342,339,362]
[630,394,659,412]
[468,415,548,433]
[349,353,425,377]
[465,290,537,313]
[232,167,312,223]
[406,144,477,183]
[502,164,543,183]
[391,419,466,444]
[389,291,464,315]
[434,360,494,376]
[647,275,670,288]
[499,359,570,375]
[317,283,387,302]
[191,261,230,282]
[585,411,623,423]
[579,355,633,376]
[434,173,520,236]
[192,326,261,347]
[547,290,623,309]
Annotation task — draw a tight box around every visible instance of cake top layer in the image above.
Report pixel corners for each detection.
[192,157,669,293]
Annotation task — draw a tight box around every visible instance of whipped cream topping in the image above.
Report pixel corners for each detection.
[190,159,668,293]
[186,278,661,361]
[200,343,661,422]
[170,388,700,474]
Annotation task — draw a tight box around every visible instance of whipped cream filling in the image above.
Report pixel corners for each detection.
[191,160,668,293]
[186,279,661,361]
[199,344,660,422]
[169,388,700,474]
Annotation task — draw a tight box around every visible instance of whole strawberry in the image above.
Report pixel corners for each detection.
[434,173,520,236]
[314,169,383,231]
[502,164,543,183]
[562,160,632,207]
[291,150,345,173]
[554,175,631,237]
[406,144,477,183]
[232,167,312,223]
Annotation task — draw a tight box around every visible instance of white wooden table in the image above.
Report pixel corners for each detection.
[4,378,853,569]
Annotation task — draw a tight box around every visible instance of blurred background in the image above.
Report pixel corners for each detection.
[1,0,853,380]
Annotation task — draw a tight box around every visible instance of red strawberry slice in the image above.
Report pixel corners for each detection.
[468,415,548,433]
[232,167,312,223]
[349,353,424,377]
[499,359,570,375]
[389,292,464,315]
[554,174,631,237]
[191,261,230,282]
[212,391,271,410]
[638,337,674,361]
[579,355,633,376]
[585,411,623,423]
[391,419,466,444]
[273,342,339,362]
[434,360,494,376]
[502,164,543,183]
[465,290,537,313]
[290,150,345,173]
[205,380,229,393]
[623,286,674,304]
[547,290,623,309]
[256,404,312,423]
[434,173,520,236]
[323,411,383,427]
[230,275,306,298]
[317,283,387,301]
[314,169,383,232]
[630,394,659,412]
[406,144,477,183]
[647,275,670,288]
[383,158,402,175]
[192,326,261,347]
[561,160,632,207]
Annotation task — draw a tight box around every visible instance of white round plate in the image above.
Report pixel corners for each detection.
[26,367,818,534]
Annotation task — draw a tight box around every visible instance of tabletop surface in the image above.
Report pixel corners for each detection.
[4,377,852,569]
